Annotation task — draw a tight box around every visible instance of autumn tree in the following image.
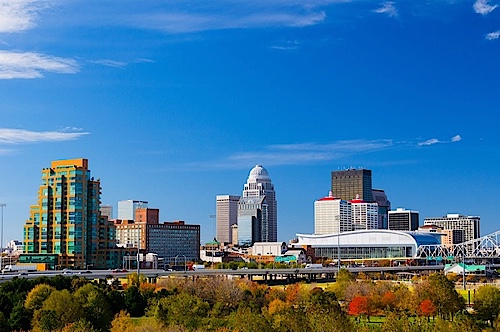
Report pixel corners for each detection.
[348,295,371,321]
[110,310,136,332]
[418,299,436,320]
[414,273,464,320]
[380,291,397,311]
[61,319,98,332]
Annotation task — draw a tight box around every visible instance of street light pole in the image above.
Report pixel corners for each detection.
[137,225,141,277]
[0,204,5,272]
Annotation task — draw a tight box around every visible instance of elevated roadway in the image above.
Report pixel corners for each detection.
[0,265,445,283]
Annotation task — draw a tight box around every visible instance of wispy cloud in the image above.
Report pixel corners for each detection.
[473,0,498,15]
[91,59,128,68]
[373,2,398,17]
[418,135,462,146]
[122,1,337,34]
[91,58,156,68]
[0,128,89,144]
[188,139,395,169]
[0,0,50,33]
[0,51,79,79]
[486,30,500,40]
[130,11,327,34]
[271,40,300,51]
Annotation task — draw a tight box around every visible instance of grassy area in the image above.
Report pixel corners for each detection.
[457,289,475,305]
[131,316,155,327]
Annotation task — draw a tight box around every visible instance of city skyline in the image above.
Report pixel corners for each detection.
[0,1,499,244]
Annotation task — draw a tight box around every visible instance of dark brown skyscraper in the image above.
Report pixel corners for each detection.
[331,168,373,202]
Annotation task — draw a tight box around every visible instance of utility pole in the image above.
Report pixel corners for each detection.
[209,214,216,267]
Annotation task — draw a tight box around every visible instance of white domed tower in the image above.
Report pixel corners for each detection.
[238,165,277,244]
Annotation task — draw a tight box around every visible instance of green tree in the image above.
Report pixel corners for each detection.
[229,307,273,332]
[124,285,147,317]
[74,283,113,331]
[25,284,56,311]
[473,285,500,327]
[37,309,59,332]
[127,272,147,288]
[155,292,209,330]
[33,289,83,331]
[328,268,355,300]
[8,301,32,331]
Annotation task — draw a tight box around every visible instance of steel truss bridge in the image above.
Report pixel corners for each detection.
[416,229,500,261]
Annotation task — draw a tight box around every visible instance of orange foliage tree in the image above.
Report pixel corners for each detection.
[419,299,436,320]
[348,295,371,319]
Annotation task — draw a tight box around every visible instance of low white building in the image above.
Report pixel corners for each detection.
[292,229,440,260]
[252,242,287,256]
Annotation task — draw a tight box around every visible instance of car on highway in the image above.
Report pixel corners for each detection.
[78,270,92,275]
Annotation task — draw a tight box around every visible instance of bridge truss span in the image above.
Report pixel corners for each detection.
[415,229,500,260]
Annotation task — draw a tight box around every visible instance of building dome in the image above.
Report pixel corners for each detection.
[248,165,270,180]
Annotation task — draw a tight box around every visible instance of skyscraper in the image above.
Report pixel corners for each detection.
[314,191,352,234]
[388,208,420,231]
[21,158,119,269]
[238,165,277,245]
[372,189,390,229]
[331,168,373,202]
[216,195,240,244]
[118,200,148,220]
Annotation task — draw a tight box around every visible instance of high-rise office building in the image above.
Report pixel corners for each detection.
[314,191,352,234]
[238,165,277,245]
[242,165,277,241]
[423,214,480,243]
[21,158,119,269]
[118,200,148,220]
[388,208,420,231]
[350,195,378,231]
[216,195,240,244]
[331,168,373,202]
[238,196,266,246]
[372,189,390,229]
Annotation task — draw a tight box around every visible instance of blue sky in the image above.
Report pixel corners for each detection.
[0,0,499,245]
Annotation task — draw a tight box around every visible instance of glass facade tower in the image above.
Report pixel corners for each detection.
[21,158,119,269]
